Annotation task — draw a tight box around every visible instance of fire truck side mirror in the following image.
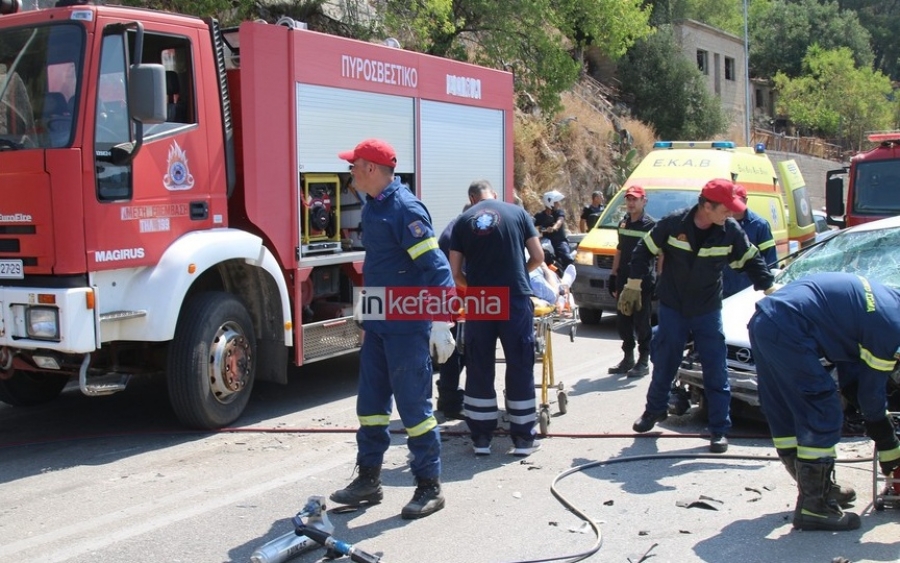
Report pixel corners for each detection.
[128,64,167,125]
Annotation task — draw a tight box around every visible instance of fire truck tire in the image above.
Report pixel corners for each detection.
[167,292,257,429]
[0,371,68,406]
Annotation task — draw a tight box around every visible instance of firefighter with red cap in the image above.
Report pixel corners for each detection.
[749,272,900,531]
[722,184,777,298]
[330,138,456,519]
[607,185,656,378]
[619,178,776,452]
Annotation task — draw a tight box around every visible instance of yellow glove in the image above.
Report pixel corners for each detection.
[763,283,783,296]
[617,278,643,316]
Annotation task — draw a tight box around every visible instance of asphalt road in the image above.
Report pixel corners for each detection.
[1,314,898,563]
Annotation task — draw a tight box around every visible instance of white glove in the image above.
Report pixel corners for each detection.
[353,295,364,327]
[430,321,456,364]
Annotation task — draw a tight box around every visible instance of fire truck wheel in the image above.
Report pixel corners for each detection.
[0,371,68,406]
[167,292,257,429]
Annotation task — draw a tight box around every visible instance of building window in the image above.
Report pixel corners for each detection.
[755,88,764,109]
[725,57,735,81]
[697,49,709,75]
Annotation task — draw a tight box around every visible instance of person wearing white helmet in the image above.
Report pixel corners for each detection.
[534,190,573,269]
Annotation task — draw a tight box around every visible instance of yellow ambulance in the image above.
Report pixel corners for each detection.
[571,141,816,324]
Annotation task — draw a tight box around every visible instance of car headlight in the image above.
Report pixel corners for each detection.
[26,307,59,340]
[575,250,594,265]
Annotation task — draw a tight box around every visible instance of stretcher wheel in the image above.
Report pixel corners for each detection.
[557,391,568,414]
[568,325,576,342]
[539,408,551,436]
[875,497,885,512]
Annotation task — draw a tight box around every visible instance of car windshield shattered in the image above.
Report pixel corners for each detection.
[779,227,900,289]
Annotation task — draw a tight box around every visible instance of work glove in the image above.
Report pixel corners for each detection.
[607,274,617,298]
[763,283,783,296]
[430,321,456,364]
[617,278,643,316]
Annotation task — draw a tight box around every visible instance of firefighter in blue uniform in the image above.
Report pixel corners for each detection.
[749,272,900,531]
[330,139,456,520]
[621,179,776,453]
[722,185,778,298]
[450,180,545,456]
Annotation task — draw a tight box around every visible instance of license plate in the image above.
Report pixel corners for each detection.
[0,259,23,279]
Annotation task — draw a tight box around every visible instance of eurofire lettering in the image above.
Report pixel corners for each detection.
[0,212,33,223]
[341,55,417,88]
[446,75,482,100]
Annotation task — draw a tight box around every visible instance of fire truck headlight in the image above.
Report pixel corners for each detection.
[26,307,60,340]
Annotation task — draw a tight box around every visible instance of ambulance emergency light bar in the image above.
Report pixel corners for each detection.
[653,141,736,150]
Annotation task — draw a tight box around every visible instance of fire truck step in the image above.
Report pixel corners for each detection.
[80,373,131,396]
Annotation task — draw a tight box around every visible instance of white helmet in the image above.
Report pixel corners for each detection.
[542,190,565,208]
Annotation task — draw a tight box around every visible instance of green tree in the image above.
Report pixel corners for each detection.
[618,27,728,140]
[750,0,872,78]
[379,0,651,114]
[839,0,900,81]
[774,45,894,149]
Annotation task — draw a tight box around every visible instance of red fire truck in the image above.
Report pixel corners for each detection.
[826,132,900,227]
[0,0,513,428]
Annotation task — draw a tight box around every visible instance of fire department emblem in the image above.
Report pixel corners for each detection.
[163,141,195,191]
[407,220,427,238]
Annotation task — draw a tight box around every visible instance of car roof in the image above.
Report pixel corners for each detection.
[843,214,900,234]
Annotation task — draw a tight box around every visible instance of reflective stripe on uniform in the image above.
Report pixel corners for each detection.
[859,344,896,372]
[665,235,690,252]
[797,445,836,460]
[407,415,438,437]
[506,398,535,410]
[727,245,758,269]
[773,436,798,450]
[618,228,646,238]
[878,446,900,463]
[507,412,535,424]
[643,232,660,255]
[359,414,390,427]
[699,245,732,258]
[407,237,439,260]
[465,409,498,421]
[758,238,775,251]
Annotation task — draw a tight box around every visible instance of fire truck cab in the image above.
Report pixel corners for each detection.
[0,0,513,428]
[826,132,900,228]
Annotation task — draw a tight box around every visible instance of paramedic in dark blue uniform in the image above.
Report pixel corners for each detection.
[722,185,778,298]
[749,273,900,531]
[330,139,456,520]
[449,180,545,456]
[620,179,775,453]
[608,185,655,378]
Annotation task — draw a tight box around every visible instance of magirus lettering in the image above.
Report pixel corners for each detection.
[94,247,145,262]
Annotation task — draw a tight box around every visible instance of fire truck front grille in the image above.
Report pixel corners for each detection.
[302,317,361,362]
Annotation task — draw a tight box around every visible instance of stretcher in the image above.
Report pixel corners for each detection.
[532,298,578,436]
[872,412,900,511]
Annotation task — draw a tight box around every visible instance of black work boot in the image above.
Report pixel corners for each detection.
[793,459,860,531]
[607,352,635,375]
[778,450,856,508]
[401,477,445,519]
[626,353,650,378]
[329,465,383,506]
[632,410,667,433]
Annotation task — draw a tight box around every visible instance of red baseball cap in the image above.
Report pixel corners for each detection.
[624,186,646,199]
[338,138,397,168]
[701,178,746,212]
[734,184,748,199]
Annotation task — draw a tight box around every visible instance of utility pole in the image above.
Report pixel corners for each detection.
[743,0,751,146]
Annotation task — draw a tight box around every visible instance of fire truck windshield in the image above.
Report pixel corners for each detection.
[852,160,900,216]
[0,22,83,150]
